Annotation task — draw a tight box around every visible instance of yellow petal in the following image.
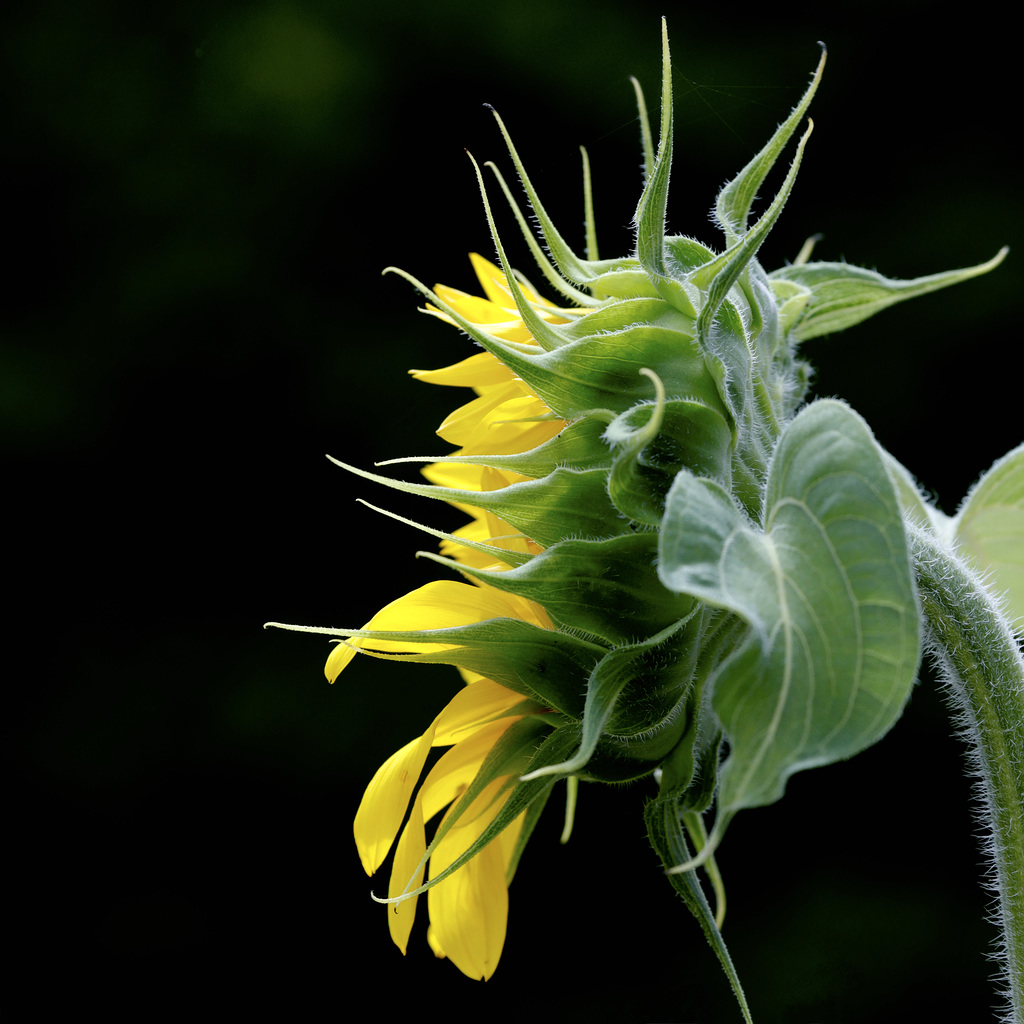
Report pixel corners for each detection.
[350,580,528,655]
[426,787,514,981]
[431,285,517,326]
[386,695,522,955]
[467,253,574,322]
[324,637,358,682]
[353,721,438,876]
[469,252,520,307]
[387,788,426,955]
[432,679,526,746]
[420,461,530,493]
[437,391,563,456]
[410,351,513,388]
[420,718,518,822]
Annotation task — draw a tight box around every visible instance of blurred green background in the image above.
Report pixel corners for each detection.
[6,0,1017,1019]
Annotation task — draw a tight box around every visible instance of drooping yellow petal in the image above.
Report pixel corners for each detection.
[385,697,525,955]
[420,718,518,822]
[426,784,519,981]
[331,580,535,670]
[353,722,438,876]
[345,249,576,979]
[432,679,527,746]
[410,351,514,388]
[387,787,426,955]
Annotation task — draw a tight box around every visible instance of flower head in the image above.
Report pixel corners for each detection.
[268,18,1005,982]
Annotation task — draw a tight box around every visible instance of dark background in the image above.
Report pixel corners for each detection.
[6,1,1018,1020]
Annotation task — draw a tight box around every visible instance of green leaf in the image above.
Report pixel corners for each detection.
[768,248,1007,341]
[954,441,1024,630]
[657,399,919,821]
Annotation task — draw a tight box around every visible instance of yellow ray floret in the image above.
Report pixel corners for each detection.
[342,254,573,981]
[357,679,530,980]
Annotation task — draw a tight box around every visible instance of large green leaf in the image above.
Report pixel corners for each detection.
[954,441,1024,630]
[657,399,919,821]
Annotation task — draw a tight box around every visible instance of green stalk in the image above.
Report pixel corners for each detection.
[645,798,753,1022]
[910,524,1024,1022]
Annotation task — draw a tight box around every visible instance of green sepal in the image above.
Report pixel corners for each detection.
[482,158,603,308]
[426,533,694,648]
[768,248,1008,341]
[714,46,824,245]
[634,19,699,317]
[606,397,733,526]
[770,276,813,334]
[524,609,704,783]
[507,302,723,422]
[320,618,604,718]
[681,726,724,815]
[658,399,920,824]
[503,780,554,886]
[485,110,638,290]
[696,121,814,340]
[698,301,783,519]
[587,262,661,302]
[379,415,613,481]
[650,609,737,807]
[665,235,718,273]
[355,499,533,569]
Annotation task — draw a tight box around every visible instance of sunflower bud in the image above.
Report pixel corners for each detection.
[268,17,1005,983]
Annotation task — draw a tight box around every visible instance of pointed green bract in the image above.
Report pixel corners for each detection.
[422,533,694,647]
[714,47,825,245]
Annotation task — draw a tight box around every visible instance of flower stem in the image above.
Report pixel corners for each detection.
[910,525,1024,1022]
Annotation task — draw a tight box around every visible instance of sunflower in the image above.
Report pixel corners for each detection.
[267,23,1003,1002]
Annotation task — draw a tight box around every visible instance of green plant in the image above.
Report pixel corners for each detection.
[268,19,1020,1020]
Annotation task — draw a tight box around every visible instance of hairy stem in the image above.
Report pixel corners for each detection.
[910,524,1024,1022]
